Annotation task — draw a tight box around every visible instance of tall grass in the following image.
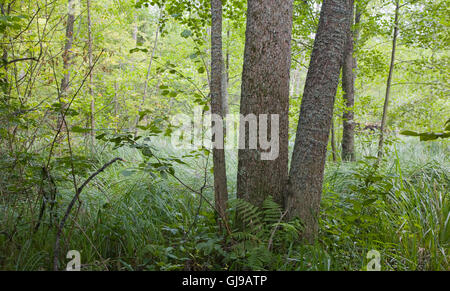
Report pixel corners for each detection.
[0,135,448,270]
[321,136,449,270]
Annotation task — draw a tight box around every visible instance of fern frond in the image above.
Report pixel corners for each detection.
[262,196,282,225]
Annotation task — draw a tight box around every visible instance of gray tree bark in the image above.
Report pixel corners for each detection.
[58,0,75,128]
[237,0,293,208]
[211,0,228,224]
[286,0,351,242]
[224,28,230,116]
[60,0,75,98]
[341,0,359,162]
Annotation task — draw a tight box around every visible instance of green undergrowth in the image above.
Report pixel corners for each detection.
[0,136,448,270]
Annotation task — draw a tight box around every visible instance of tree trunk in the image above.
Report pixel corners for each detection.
[286,0,351,242]
[58,0,75,127]
[294,65,302,97]
[291,65,301,97]
[0,4,10,98]
[221,62,229,117]
[134,14,160,137]
[87,0,95,148]
[330,113,337,162]
[237,0,293,207]
[114,81,119,133]
[224,28,230,116]
[377,0,399,161]
[341,1,359,162]
[211,0,228,224]
[221,27,230,133]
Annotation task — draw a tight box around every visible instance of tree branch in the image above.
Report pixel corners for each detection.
[53,157,124,270]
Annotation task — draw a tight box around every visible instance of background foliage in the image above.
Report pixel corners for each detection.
[0,0,448,270]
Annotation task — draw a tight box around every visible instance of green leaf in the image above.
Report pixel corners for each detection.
[129,47,148,54]
[400,130,419,136]
[363,198,377,206]
[444,118,450,131]
[96,133,107,140]
[71,126,91,133]
[121,169,134,176]
[419,132,450,141]
[181,29,192,38]
[197,66,205,74]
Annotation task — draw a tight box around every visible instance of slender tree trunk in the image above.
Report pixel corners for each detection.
[221,61,229,116]
[58,0,75,128]
[330,114,337,162]
[134,14,160,137]
[133,16,138,44]
[210,0,228,224]
[114,81,119,133]
[294,65,302,97]
[291,65,301,97]
[290,68,296,97]
[0,4,10,99]
[341,0,358,162]
[53,1,75,269]
[237,0,293,207]
[377,0,399,161]
[222,28,230,122]
[286,0,351,242]
[87,0,95,148]
[330,92,338,162]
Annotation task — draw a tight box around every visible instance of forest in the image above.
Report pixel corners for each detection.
[0,0,448,271]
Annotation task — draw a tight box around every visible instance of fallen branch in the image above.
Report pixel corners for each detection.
[53,157,124,271]
[267,210,288,251]
[152,153,232,236]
